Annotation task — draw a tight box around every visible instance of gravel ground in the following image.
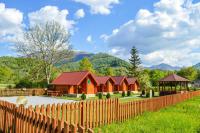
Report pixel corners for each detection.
[0,96,75,106]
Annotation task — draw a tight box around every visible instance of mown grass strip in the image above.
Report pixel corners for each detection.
[95,96,200,133]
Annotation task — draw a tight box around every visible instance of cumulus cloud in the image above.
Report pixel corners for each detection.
[73,0,119,15]
[75,9,85,19]
[102,0,200,66]
[86,35,92,43]
[28,6,74,31]
[0,3,23,42]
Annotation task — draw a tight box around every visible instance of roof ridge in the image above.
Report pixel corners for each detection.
[63,70,89,73]
[172,73,176,81]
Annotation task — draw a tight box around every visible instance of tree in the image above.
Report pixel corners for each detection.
[177,67,198,81]
[128,46,141,77]
[149,69,168,86]
[15,21,73,84]
[138,70,151,90]
[105,67,115,76]
[79,57,95,73]
[0,66,13,83]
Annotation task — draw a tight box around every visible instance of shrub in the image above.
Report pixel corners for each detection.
[127,91,131,97]
[106,93,111,99]
[122,91,126,97]
[81,93,86,100]
[146,92,150,98]
[98,93,103,99]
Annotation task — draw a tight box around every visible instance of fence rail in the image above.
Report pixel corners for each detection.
[0,88,46,96]
[0,90,200,133]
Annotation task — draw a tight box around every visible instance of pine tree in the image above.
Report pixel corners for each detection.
[128,46,141,77]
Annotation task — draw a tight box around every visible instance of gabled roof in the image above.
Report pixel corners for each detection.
[52,71,97,85]
[112,76,128,85]
[127,78,138,85]
[94,76,115,85]
[159,74,190,82]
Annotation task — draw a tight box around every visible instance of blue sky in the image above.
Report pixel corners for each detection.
[0,0,200,67]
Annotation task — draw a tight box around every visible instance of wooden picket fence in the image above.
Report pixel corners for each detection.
[0,101,93,133]
[0,90,200,133]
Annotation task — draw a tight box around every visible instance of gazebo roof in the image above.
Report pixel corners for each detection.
[159,74,190,82]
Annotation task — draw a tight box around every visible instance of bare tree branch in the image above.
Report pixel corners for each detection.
[15,21,73,84]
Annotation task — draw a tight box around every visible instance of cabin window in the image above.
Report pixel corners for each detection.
[87,79,91,84]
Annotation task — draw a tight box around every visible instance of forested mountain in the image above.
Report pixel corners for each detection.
[0,53,131,86]
[60,53,131,76]
[0,56,47,87]
[193,63,200,69]
[1,52,199,88]
[148,63,181,70]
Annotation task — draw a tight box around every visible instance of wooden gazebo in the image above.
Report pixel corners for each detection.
[158,74,190,93]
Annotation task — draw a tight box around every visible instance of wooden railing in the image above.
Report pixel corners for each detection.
[0,90,200,132]
[0,88,46,96]
[47,90,62,97]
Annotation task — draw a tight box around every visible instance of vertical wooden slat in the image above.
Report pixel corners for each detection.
[63,122,69,133]
[57,103,61,120]
[62,103,66,122]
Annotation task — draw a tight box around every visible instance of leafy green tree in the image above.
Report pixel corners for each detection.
[149,70,168,86]
[128,46,141,77]
[0,66,13,83]
[115,67,128,76]
[105,67,115,76]
[138,70,151,90]
[177,67,198,81]
[79,57,95,73]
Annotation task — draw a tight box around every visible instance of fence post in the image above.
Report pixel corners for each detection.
[78,126,85,133]
[63,121,69,133]
[81,101,85,127]
[3,102,7,133]
[88,128,94,133]
[13,105,17,133]
[116,98,119,122]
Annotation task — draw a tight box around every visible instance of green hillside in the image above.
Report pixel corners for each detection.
[0,56,46,87]
[60,53,131,75]
[0,53,131,86]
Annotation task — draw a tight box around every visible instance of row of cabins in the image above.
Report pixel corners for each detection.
[51,71,139,97]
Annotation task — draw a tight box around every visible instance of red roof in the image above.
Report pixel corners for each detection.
[52,71,97,85]
[159,74,190,82]
[112,76,127,85]
[127,78,137,85]
[94,76,115,85]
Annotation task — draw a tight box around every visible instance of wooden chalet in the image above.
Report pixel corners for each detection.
[95,76,115,94]
[51,71,98,97]
[112,76,129,92]
[127,78,140,92]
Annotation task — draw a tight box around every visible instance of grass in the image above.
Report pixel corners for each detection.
[57,93,146,102]
[95,96,200,133]
[0,84,16,89]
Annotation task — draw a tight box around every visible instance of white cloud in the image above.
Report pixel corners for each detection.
[102,0,200,66]
[86,35,92,43]
[0,3,23,42]
[73,0,119,15]
[28,6,74,31]
[75,9,85,19]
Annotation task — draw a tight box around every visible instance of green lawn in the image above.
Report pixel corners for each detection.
[57,93,147,102]
[0,84,16,89]
[95,96,200,133]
